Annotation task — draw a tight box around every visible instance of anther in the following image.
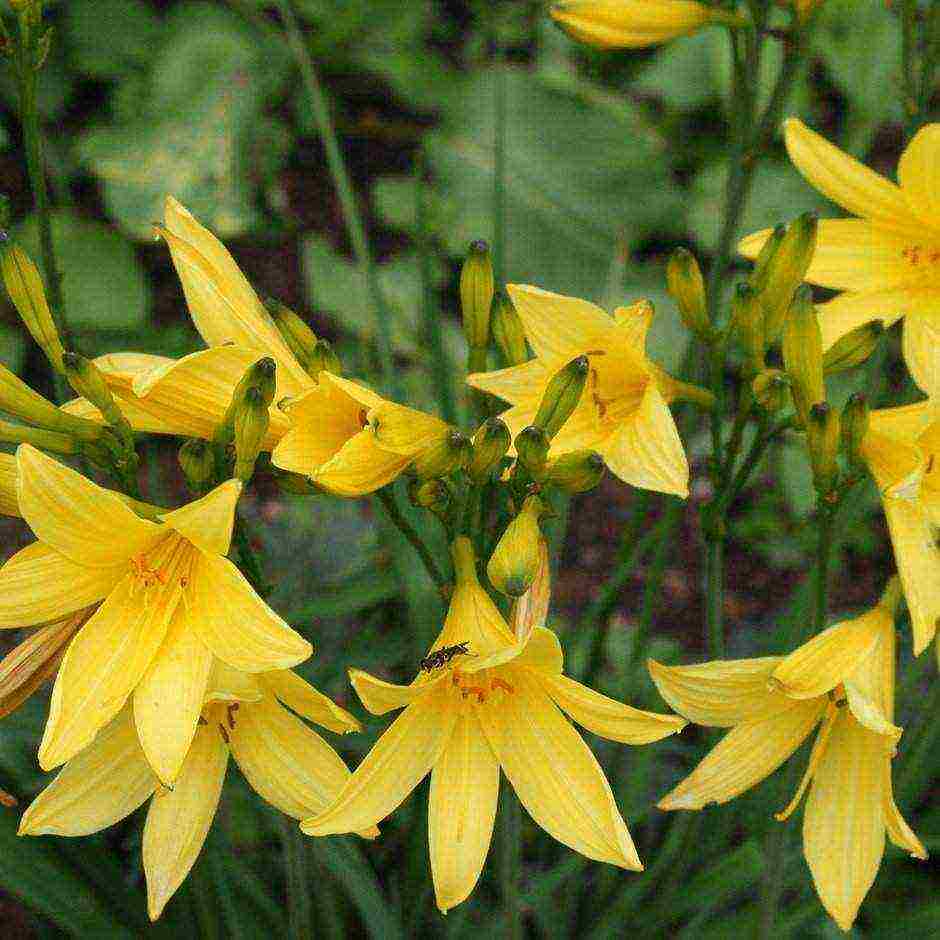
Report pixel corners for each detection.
[491,677,514,695]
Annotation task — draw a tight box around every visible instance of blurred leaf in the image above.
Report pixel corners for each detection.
[63,0,161,80]
[0,325,26,372]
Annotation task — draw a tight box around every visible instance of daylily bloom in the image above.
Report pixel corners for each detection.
[739,120,940,394]
[650,583,926,932]
[550,1,741,49]
[62,198,455,496]
[0,445,311,781]
[467,285,693,496]
[303,537,686,913]
[19,662,368,921]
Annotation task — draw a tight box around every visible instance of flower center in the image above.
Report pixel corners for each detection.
[200,701,240,744]
[452,669,514,706]
[899,244,940,282]
[584,351,647,430]
[128,535,195,602]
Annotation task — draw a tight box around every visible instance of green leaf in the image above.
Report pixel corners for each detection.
[0,325,27,373]
[63,0,162,80]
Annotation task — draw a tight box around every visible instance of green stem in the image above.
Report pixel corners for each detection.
[375,486,448,592]
[277,0,399,399]
[704,536,726,659]
[233,514,272,598]
[279,816,313,940]
[499,779,521,940]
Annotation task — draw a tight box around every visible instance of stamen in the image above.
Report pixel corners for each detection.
[491,677,514,695]
[226,703,240,730]
[218,724,230,744]
[460,685,487,703]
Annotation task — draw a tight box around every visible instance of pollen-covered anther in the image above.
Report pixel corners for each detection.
[129,555,167,592]
[460,685,487,703]
[226,703,239,730]
[491,677,514,695]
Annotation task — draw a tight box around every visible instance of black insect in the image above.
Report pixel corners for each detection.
[419,641,474,673]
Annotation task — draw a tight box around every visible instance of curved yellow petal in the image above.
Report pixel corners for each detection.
[803,711,886,932]
[466,359,548,407]
[160,480,241,557]
[348,667,430,716]
[143,720,228,921]
[16,445,162,568]
[428,709,499,913]
[513,626,563,676]
[843,682,902,741]
[816,287,935,350]
[897,123,940,232]
[649,656,792,727]
[230,694,353,819]
[883,760,926,859]
[539,671,686,744]
[19,709,156,837]
[133,614,213,785]
[0,452,19,517]
[432,577,518,664]
[657,700,825,811]
[613,299,655,353]
[600,383,688,497]
[783,119,917,234]
[260,669,361,734]
[0,542,120,628]
[312,430,412,497]
[774,702,839,822]
[369,403,451,458]
[188,553,311,672]
[480,668,641,869]
[205,658,263,704]
[318,373,386,412]
[902,313,940,397]
[39,572,179,770]
[301,681,457,836]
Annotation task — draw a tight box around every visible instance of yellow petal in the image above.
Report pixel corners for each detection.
[774,702,839,822]
[0,542,120,628]
[882,760,926,859]
[512,626,564,674]
[897,123,940,232]
[205,658,263,703]
[771,609,888,700]
[428,709,499,913]
[16,445,162,568]
[842,610,901,739]
[843,682,902,741]
[188,553,311,672]
[369,403,451,457]
[260,669,361,734]
[230,694,353,819]
[431,577,518,664]
[509,541,550,646]
[465,359,548,407]
[133,614,213,785]
[902,313,940,397]
[160,480,241,557]
[538,671,686,744]
[162,196,309,390]
[600,383,688,497]
[803,710,886,932]
[648,657,789,727]
[657,700,825,810]
[19,708,156,837]
[480,668,641,869]
[0,452,19,517]
[783,118,917,234]
[39,571,179,770]
[348,667,432,716]
[613,299,655,352]
[318,373,386,411]
[312,430,412,497]
[863,424,927,499]
[505,284,617,365]
[143,720,228,921]
[301,680,457,836]
[816,287,935,350]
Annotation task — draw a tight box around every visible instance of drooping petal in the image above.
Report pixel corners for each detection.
[301,681,457,836]
[600,383,688,497]
[160,480,241,557]
[882,760,926,859]
[897,123,940,232]
[369,401,452,457]
[538,671,686,744]
[657,699,825,810]
[428,709,499,913]
[205,658,263,703]
[480,668,641,869]
[465,359,548,407]
[843,682,902,741]
[902,314,940,397]
[271,384,362,473]
[774,702,839,822]
[133,614,213,785]
[16,445,162,568]
[803,711,886,932]
[648,657,789,727]
[842,610,901,740]
[188,552,311,672]
[0,452,19,517]
[230,694,353,819]
[19,709,156,837]
[142,721,228,921]
[309,430,412,497]
[315,372,387,412]
[39,572,180,770]
[348,667,431,716]
[0,542,121,628]
[816,286,935,350]
[260,669,361,734]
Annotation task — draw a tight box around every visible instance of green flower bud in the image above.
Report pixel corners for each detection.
[216,357,278,451]
[412,430,473,480]
[840,392,869,469]
[409,477,451,514]
[822,321,884,375]
[1,243,63,372]
[266,299,318,372]
[61,352,130,442]
[806,402,840,496]
[782,285,825,426]
[470,417,511,482]
[533,355,589,439]
[666,248,710,340]
[491,291,528,366]
[233,386,270,482]
[515,425,550,479]
[487,495,545,597]
[545,449,606,493]
[731,283,764,375]
[460,240,494,349]
[310,339,342,378]
[178,439,216,493]
[751,369,790,414]
[748,223,786,291]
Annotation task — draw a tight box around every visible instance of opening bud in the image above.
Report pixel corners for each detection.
[217,357,278,452]
[781,285,824,427]
[534,355,589,439]
[1,243,63,372]
[487,495,545,597]
[460,240,494,349]
[822,321,884,375]
[409,477,451,515]
[666,248,710,340]
[178,439,216,493]
[470,417,511,482]
[412,430,473,481]
[491,291,528,366]
[233,386,270,482]
[545,449,606,493]
[806,402,840,495]
[266,299,319,373]
[514,425,550,479]
[840,392,869,469]
[731,283,764,375]
[751,369,790,414]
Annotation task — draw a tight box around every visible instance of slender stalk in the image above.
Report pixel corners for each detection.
[375,486,448,592]
[279,816,313,940]
[703,536,726,659]
[276,0,399,399]
[499,779,522,940]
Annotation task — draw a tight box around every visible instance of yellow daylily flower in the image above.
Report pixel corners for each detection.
[467,285,690,496]
[739,120,940,394]
[0,445,311,780]
[0,452,18,516]
[650,586,926,932]
[550,1,741,49]
[303,537,686,913]
[19,663,366,921]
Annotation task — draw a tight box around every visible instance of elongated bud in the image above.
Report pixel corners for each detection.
[412,430,472,480]
[460,240,494,349]
[487,495,545,597]
[0,362,103,441]
[233,387,269,482]
[0,417,77,455]
[310,339,341,377]
[409,477,451,515]
[491,291,528,366]
[748,223,786,290]
[545,449,606,493]
[840,392,869,469]
[806,402,840,495]
[751,369,790,414]
[178,439,216,493]
[822,321,884,375]
[61,352,129,436]
[266,299,318,372]
[754,213,818,345]
[731,283,764,374]
[470,417,511,482]
[515,425,550,479]
[782,285,824,426]
[534,355,589,439]
[666,248,710,340]
[217,357,277,450]
[1,243,63,372]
